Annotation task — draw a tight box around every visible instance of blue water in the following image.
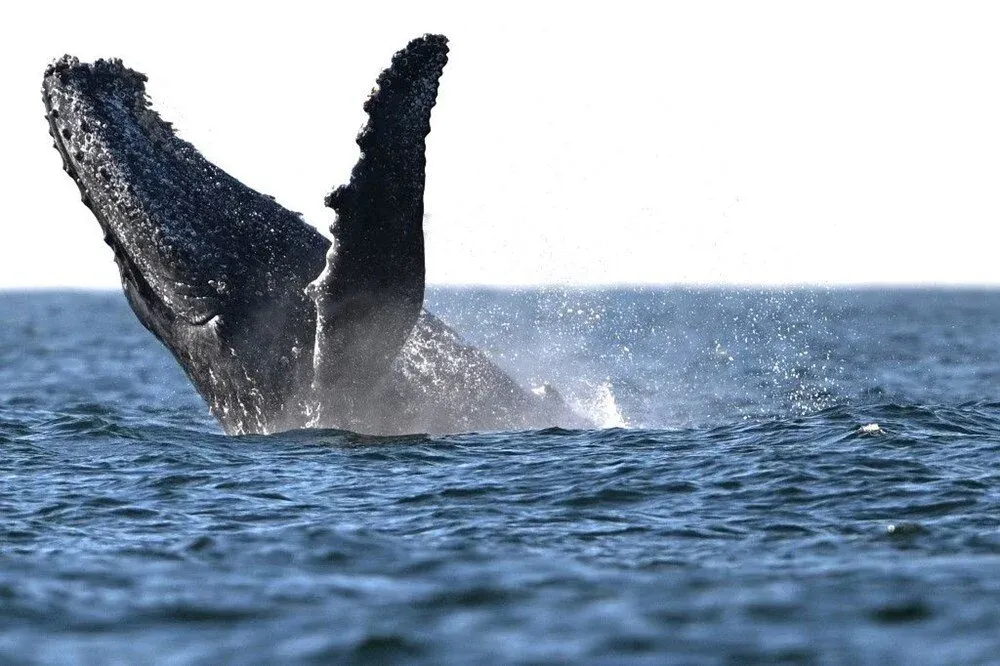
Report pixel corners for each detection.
[3,288,1000,663]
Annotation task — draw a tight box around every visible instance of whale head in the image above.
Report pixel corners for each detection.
[42,56,329,433]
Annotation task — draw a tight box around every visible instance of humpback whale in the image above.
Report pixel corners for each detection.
[42,35,589,435]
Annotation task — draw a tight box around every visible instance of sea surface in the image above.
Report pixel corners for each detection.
[3,287,1000,664]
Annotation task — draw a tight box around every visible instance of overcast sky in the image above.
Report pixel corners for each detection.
[3,2,1000,288]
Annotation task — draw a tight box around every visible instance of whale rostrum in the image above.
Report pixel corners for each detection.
[42,35,589,435]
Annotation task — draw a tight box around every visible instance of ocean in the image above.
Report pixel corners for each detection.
[2,287,1000,663]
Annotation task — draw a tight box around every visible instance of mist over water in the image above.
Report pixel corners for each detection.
[428,287,846,427]
[3,288,1000,663]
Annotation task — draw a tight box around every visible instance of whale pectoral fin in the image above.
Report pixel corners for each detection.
[309,35,449,396]
[323,34,448,296]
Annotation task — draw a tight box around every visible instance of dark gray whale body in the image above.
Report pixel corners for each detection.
[42,35,588,435]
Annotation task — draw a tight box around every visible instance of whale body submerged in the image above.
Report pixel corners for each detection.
[42,35,588,435]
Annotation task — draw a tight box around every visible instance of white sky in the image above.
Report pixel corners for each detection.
[3,1,1000,288]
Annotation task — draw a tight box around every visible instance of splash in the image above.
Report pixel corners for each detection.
[424,287,849,431]
[570,380,627,429]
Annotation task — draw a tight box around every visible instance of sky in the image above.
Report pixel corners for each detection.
[3,1,1000,288]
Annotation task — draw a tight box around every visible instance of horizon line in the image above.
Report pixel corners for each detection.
[6,282,1000,293]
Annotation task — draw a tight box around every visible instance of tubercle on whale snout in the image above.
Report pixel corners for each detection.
[42,36,594,435]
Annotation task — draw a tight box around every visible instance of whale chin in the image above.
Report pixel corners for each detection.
[42,36,591,435]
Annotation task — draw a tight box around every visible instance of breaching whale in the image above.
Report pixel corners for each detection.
[42,35,589,435]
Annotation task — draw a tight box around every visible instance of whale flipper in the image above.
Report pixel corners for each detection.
[309,36,449,419]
